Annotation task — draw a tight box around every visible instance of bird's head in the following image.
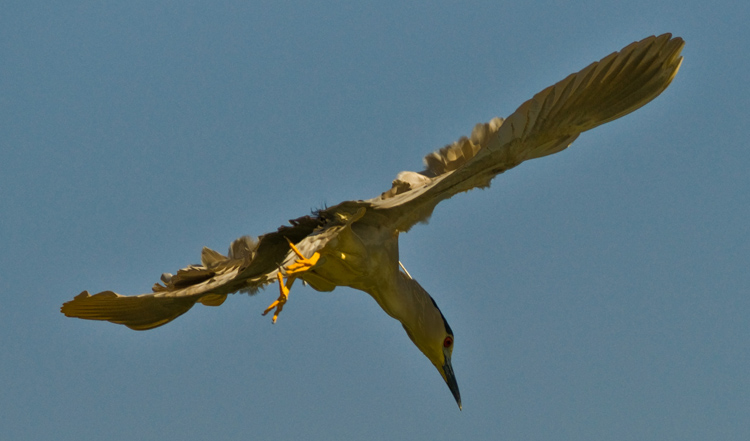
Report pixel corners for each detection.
[400,286,461,410]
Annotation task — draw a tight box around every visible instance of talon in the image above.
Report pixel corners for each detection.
[263,272,290,323]
[262,240,320,323]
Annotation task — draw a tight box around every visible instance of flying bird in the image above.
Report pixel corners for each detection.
[61,34,684,410]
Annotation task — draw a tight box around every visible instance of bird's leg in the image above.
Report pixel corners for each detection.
[262,272,292,324]
[262,239,320,323]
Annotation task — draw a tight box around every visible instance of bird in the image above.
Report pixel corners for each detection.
[61,33,684,410]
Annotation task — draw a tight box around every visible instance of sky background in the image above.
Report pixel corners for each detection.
[2,1,748,440]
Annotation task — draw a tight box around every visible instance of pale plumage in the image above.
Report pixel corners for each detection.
[61,34,684,409]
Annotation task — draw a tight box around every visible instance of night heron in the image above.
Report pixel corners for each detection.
[61,34,684,410]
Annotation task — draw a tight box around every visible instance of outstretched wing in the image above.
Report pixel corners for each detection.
[60,215,324,330]
[336,33,684,232]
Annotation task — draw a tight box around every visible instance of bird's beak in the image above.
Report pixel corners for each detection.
[442,354,462,410]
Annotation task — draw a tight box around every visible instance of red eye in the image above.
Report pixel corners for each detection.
[443,336,453,348]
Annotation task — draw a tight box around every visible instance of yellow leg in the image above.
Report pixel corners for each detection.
[262,239,320,323]
[262,272,292,324]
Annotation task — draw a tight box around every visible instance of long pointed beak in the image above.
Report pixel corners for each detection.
[443,356,462,410]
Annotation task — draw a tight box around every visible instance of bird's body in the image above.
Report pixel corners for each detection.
[61,34,684,409]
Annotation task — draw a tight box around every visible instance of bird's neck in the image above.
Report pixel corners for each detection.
[369,270,434,327]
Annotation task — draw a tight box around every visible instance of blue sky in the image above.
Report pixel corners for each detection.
[2,1,748,440]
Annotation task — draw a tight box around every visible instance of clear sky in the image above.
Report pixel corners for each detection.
[2,1,748,440]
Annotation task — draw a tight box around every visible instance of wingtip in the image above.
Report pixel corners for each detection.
[60,290,91,315]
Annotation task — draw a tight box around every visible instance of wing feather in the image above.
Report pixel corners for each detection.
[345,33,683,232]
[60,216,324,330]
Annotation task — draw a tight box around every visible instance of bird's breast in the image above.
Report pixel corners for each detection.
[300,220,400,296]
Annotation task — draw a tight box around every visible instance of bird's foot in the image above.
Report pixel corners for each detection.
[263,272,290,324]
[284,239,320,276]
[262,239,320,323]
